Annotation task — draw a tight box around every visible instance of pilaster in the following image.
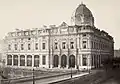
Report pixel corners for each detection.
[12,55,13,66]
[25,55,27,67]
[32,55,34,67]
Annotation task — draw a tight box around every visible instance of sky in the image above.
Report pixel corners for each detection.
[0,0,119,49]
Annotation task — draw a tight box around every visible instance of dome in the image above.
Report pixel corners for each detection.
[74,3,94,26]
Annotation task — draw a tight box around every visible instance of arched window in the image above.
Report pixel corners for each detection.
[61,55,67,67]
[34,55,39,67]
[53,55,59,67]
[20,55,25,66]
[69,55,75,68]
[27,55,32,66]
[7,55,12,65]
[82,54,87,66]
[13,55,18,66]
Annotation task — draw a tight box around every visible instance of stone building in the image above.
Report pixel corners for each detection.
[4,3,114,70]
[114,50,120,58]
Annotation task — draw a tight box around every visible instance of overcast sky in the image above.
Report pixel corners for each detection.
[0,0,119,49]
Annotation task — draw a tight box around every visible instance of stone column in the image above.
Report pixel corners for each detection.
[39,54,41,67]
[88,54,91,69]
[5,55,7,66]
[18,54,20,67]
[92,55,94,67]
[32,55,34,67]
[50,54,53,68]
[66,55,69,69]
[81,55,83,66]
[25,55,27,67]
[12,55,14,66]
[99,55,101,66]
[58,55,61,68]
[88,39,91,49]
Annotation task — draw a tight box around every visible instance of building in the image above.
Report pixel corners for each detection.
[114,49,120,58]
[4,3,114,70]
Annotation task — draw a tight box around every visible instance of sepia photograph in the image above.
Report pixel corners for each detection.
[0,0,120,84]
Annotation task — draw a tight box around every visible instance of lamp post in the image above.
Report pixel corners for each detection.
[71,57,72,78]
[33,68,35,84]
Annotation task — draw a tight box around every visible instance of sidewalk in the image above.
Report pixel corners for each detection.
[16,72,89,84]
[2,69,102,84]
[48,72,89,84]
[49,69,103,84]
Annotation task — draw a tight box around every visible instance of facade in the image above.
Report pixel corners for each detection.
[114,50,120,58]
[4,3,114,70]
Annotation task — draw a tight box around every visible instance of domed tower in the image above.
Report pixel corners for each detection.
[74,3,94,26]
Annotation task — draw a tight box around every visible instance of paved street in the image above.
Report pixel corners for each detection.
[2,69,89,84]
[15,72,88,84]
[101,68,120,84]
[52,69,105,84]
[52,68,120,84]
[101,78,119,84]
[3,69,120,84]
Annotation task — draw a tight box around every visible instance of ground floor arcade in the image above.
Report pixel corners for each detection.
[6,53,108,70]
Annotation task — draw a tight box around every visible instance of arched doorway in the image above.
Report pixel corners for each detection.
[53,55,59,67]
[61,55,67,68]
[69,55,75,68]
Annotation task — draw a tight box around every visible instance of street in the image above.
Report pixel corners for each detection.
[52,68,120,84]
[101,68,120,84]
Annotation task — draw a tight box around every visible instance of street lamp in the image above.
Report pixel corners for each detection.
[71,57,72,78]
[33,68,35,84]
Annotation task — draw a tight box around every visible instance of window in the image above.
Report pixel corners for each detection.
[82,55,87,66]
[14,44,17,50]
[83,27,86,30]
[8,44,11,50]
[21,44,24,50]
[83,41,86,43]
[28,44,31,50]
[35,43,38,50]
[28,38,31,40]
[13,55,18,66]
[27,55,32,66]
[83,45,86,49]
[42,43,45,49]
[83,34,86,37]
[42,56,46,65]
[34,55,39,67]
[21,38,23,42]
[7,55,12,65]
[82,41,87,49]
[62,42,66,49]
[91,55,94,66]
[20,55,25,66]
[70,42,74,49]
[55,42,58,49]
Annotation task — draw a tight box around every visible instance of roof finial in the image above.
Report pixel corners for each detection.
[81,1,83,4]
